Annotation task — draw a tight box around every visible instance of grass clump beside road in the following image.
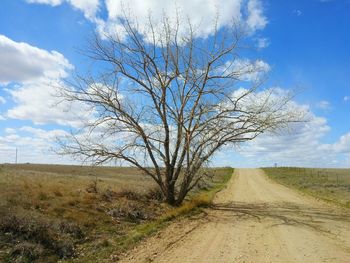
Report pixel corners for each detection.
[0,164,233,262]
[101,167,234,262]
[263,167,350,208]
[131,167,233,227]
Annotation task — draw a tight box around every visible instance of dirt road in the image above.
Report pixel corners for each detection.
[120,169,350,263]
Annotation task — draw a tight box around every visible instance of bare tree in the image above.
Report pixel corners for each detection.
[58,14,305,206]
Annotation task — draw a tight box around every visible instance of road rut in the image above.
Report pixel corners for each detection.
[120,168,350,263]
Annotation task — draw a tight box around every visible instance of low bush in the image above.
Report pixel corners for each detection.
[144,187,164,201]
[116,189,144,201]
[85,178,98,193]
[0,212,84,260]
[108,202,152,222]
[101,188,118,202]
[9,242,45,262]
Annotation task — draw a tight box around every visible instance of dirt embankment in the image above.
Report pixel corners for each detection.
[120,169,350,263]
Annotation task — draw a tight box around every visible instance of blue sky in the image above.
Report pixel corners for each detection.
[0,0,349,167]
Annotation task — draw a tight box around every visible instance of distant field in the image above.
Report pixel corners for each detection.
[0,163,232,262]
[263,167,350,208]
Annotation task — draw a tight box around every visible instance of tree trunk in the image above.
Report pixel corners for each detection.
[165,183,177,206]
[166,195,176,206]
[175,186,187,206]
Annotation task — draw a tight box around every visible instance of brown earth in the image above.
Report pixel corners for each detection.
[119,168,350,263]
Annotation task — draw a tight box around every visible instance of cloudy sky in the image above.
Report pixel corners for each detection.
[0,0,349,167]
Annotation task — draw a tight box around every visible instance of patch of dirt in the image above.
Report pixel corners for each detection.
[119,169,350,263]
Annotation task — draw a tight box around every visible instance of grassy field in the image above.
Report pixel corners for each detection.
[263,167,350,208]
[0,163,233,262]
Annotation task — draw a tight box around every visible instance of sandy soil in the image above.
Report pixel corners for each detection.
[119,169,350,263]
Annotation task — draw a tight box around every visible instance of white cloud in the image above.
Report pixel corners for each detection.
[0,96,6,104]
[246,0,268,31]
[256,37,269,49]
[0,35,96,127]
[26,0,100,20]
[28,0,267,36]
[0,35,73,85]
[0,34,89,127]
[6,81,95,128]
[0,126,75,164]
[98,0,267,40]
[218,59,270,81]
[68,0,100,20]
[211,88,350,168]
[27,0,268,39]
[25,1,268,44]
[328,133,350,154]
[5,128,16,134]
[26,0,63,6]
[236,116,330,166]
[224,112,350,167]
[316,100,331,111]
[20,126,68,140]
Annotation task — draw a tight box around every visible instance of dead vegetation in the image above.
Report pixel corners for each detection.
[0,211,83,262]
[0,164,232,262]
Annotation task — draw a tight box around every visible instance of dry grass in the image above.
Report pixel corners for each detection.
[0,164,161,262]
[263,167,350,208]
[0,164,232,262]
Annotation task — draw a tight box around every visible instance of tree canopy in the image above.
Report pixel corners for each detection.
[59,13,305,205]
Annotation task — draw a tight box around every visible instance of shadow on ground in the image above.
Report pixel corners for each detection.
[206,202,350,234]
